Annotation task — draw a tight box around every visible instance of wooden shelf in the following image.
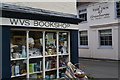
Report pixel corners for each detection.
[45,68,57,71]
[11,58,27,61]
[10,30,70,79]
[58,54,69,56]
[11,73,27,78]
[59,66,66,69]
[29,56,43,59]
[29,71,43,75]
[45,55,57,57]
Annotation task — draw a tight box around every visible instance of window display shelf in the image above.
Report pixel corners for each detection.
[11,73,27,78]
[58,54,69,56]
[59,77,65,79]
[29,71,43,75]
[59,66,66,69]
[45,55,57,57]
[29,56,43,59]
[10,30,70,79]
[45,68,57,71]
[11,58,27,61]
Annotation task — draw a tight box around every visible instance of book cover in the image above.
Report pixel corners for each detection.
[29,64,34,73]
[34,63,37,72]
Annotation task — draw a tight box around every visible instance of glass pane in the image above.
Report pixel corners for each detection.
[29,31,43,57]
[59,32,68,54]
[59,55,69,67]
[45,70,57,79]
[45,32,57,55]
[59,68,66,78]
[10,31,26,59]
[11,60,27,77]
[11,31,27,78]
[29,58,43,78]
[45,57,57,70]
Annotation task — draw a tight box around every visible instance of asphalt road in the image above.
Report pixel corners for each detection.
[78,58,119,79]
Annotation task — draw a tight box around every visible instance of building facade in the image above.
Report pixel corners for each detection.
[77,1,120,60]
[0,2,81,79]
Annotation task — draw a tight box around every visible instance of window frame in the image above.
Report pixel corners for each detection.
[99,29,112,49]
[78,8,87,22]
[79,30,88,48]
[116,1,120,18]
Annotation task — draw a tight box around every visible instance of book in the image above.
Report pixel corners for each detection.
[29,64,34,73]
[11,65,15,76]
[39,61,42,71]
[34,63,37,72]
[15,65,19,75]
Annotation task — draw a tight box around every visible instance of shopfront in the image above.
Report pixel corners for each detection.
[0,3,82,79]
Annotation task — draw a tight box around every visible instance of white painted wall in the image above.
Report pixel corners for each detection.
[78,2,119,60]
[118,21,120,60]
[0,26,2,79]
[4,2,77,14]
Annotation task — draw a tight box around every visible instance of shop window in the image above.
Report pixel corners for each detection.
[79,31,88,47]
[116,1,120,18]
[99,29,112,47]
[10,30,70,79]
[79,8,87,21]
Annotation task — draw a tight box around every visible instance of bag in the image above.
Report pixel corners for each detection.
[65,62,86,79]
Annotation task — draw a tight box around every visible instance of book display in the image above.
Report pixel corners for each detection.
[10,30,70,79]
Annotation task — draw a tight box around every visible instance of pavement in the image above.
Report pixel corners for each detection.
[78,58,119,80]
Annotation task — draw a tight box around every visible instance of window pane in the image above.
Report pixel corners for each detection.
[79,8,87,21]
[29,31,43,57]
[116,1,120,17]
[99,29,112,46]
[80,31,88,46]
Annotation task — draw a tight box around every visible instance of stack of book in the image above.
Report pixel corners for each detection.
[29,61,42,73]
[45,58,56,69]
[59,57,66,67]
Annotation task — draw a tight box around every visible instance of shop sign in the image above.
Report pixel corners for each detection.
[1,17,72,29]
[90,2,110,20]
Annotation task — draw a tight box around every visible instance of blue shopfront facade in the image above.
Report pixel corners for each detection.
[0,3,82,79]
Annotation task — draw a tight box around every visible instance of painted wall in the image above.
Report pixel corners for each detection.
[118,21,120,60]
[4,2,77,15]
[78,2,119,60]
[0,26,2,80]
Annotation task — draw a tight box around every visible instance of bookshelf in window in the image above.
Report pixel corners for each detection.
[10,30,70,79]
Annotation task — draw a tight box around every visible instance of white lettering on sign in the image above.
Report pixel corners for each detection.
[9,18,70,29]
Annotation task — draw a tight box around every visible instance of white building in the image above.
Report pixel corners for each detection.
[77,1,120,60]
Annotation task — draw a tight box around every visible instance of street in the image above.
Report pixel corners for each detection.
[79,58,119,80]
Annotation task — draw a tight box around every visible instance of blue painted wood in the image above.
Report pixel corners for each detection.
[70,30,79,64]
[2,27,11,79]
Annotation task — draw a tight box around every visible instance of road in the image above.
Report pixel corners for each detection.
[78,58,119,80]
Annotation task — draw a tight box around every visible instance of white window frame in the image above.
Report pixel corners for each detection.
[79,30,88,48]
[99,29,112,49]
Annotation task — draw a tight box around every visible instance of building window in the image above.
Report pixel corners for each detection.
[99,29,112,47]
[116,1,120,18]
[79,31,88,46]
[79,8,87,21]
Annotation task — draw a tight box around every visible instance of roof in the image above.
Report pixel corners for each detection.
[0,3,83,24]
